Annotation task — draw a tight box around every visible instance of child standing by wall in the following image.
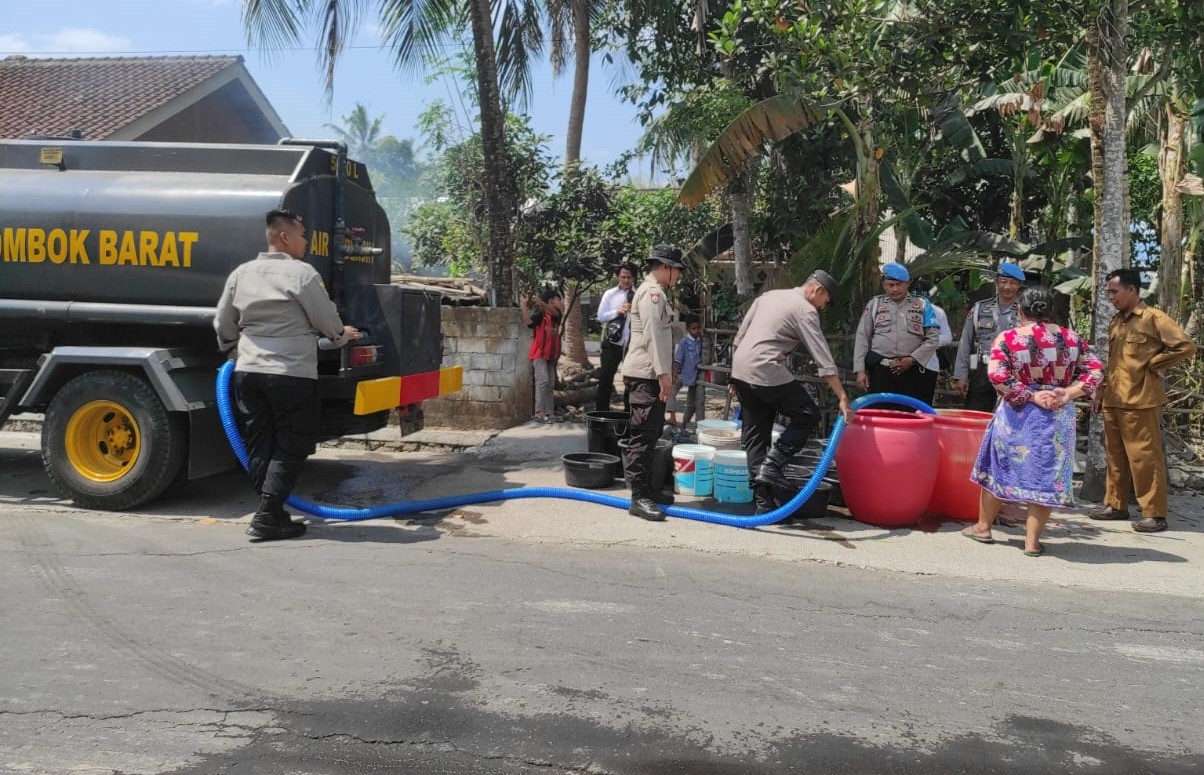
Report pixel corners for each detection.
[522,288,564,423]
[667,315,703,429]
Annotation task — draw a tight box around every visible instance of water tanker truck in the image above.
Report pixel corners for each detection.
[0,138,460,510]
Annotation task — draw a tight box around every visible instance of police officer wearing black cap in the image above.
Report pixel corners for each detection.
[731,271,852,514]
[620,244,684,521]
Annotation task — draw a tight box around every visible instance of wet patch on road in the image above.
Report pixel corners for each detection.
[157,668,1203,775]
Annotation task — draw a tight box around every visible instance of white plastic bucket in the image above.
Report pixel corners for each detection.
[712,450,752,503]
[712,450,748,477]
[697,419,738,433]
[713,477,753,503]
[698,428,742,450]
[673,444,716,496]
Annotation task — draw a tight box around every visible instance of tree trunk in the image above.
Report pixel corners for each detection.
[1079,3,1129,503]
[893,223,908,263]
[467,0,515,306]
[1158,105,1187,321]
[1009,122,1028,240]
[557,0,593,368]
[730,170,755,298]
[1186,246,1200,340]
[561,286,591,368]
[564,0,590,167]
[854,117,882,296]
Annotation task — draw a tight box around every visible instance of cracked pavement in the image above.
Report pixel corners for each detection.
[1,427,1202,773]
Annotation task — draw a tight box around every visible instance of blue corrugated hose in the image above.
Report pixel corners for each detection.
[216,361,934,527]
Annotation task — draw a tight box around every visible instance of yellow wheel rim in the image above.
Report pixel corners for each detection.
[64,400,141,482]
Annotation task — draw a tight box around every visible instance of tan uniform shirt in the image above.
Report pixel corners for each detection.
[953,297,1020,380]
[852,294,940,372]
[1100,303,1196,409]
[731,288,838,387]
[214,252,350,380]
[620,276,673,380]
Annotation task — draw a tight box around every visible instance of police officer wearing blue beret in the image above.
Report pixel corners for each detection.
[953,263,1026,412]
[852,263,942,410]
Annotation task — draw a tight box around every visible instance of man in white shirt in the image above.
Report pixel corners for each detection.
[595,263,637,411]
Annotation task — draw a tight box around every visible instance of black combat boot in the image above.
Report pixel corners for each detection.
[629,483,666,521]
[246,495,306,542]
[754,446,800,490]
[753,483,778,516]
[650,489,675,506]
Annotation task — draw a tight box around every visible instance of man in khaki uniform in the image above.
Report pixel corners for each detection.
[852,262,941,410]
[953,262,1025,411]
[731,271,852,514]
[215,209,360,542]
[620,244,684,521]
[1091,268,1196,533]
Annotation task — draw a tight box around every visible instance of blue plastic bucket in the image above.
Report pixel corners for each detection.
[673,444,715,496]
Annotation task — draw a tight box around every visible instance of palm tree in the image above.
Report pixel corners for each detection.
[1079,0,1130,503]
[242,0,535,305]
[324,104,385,159]
[543,0,605,367]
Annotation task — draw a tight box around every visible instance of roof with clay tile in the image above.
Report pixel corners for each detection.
[0,55,282,140]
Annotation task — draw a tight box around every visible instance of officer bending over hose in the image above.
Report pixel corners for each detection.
[730,271,852,515]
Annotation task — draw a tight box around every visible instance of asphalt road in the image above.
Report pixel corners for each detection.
[1,433,1202,774]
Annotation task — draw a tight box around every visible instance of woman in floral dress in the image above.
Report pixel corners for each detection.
[962,286,1104,556]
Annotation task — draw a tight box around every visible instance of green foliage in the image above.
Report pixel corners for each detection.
[609,187,723,262]
[1128,149,1162,226]
[518,165,622,293]
[405,104,552,275]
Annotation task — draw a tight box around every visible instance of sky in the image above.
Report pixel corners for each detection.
[3,0,650,174]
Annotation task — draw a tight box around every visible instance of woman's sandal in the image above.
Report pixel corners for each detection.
[1024,543,1045,557]
[962,527,994,544]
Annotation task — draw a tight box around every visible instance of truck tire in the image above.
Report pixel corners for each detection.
[42,370,187,511]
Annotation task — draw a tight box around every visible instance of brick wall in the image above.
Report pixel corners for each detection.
[422,306,533,430]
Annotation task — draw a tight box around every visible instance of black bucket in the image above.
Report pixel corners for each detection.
[617,437,672,492]
[584,410,630,457]
[562,452,622,489]
[778,459,839,515]
[785,481,832,520]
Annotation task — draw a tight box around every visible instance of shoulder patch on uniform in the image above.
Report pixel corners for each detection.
[650,292,660,303]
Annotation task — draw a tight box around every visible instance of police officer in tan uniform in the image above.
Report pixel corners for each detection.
[852,262,940,409]
[620,244,684,521]
[214,209,360,542]
[953,262,1025,412]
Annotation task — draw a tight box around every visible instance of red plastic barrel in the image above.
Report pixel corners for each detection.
[835,409,938,528]
[927,409,994,521]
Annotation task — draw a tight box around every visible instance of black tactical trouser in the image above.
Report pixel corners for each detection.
[623,377,666,494]
[963,366,998,413]
[235,372,320,503]
[596,343,627,411]
[867,362,936,411]
[732,379,822,485]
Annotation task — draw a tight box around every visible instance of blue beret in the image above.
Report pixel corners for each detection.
[998,263,1025,281]
[882,263,910,282]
